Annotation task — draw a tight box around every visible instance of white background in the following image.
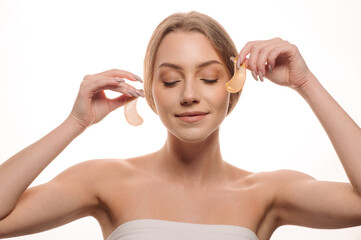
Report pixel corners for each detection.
[1,0,361,239]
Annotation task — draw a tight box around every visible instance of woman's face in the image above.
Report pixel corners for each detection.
[152,31,231,143]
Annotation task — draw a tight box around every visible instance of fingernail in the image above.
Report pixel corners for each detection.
[115,78,124,83]
[128,90,138,97]
[258,71,264,82]
[133,90,141,97]
[236,58,241,70]
[136,89,145,98]
[251,71,258,81]
[134,75,143,83]
[268,64,272,73]
[125,91,132,97]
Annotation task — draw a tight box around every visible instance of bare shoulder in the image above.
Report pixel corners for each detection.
[268,169,315,180]
[54,158,129,181]
[260,169,317,197]
[246,169,316,217]
[61,155,151,176]
[243,169,315,185]
[232,169,317,237]
[52,157,147,194]
[82,154,157,191]
[253,169,361,230]
[0,158,141,237]
[228,167,317,211]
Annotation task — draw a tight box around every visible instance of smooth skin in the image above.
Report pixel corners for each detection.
[0,32,360,240]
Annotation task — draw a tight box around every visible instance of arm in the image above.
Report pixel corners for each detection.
[0,160,100,237]
[295,74,361,194]
[271,169,361,229]
[0,69,143,236]
[272,73,361,228]
[237,38,361,229]
[0,119,84,221]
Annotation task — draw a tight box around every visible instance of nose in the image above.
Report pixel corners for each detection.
[180,80,200,106]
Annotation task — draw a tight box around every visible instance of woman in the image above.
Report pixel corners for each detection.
[0,11,360,240]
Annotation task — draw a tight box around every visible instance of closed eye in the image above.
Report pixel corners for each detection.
[201,79,218,84]
[163,79,218,87]
[163,81,180,87]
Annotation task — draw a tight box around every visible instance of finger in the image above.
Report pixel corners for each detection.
[92,75,143,97]
[237,38,285,69]
[94,69,143,83]
[237,40,261,69]
[247,44,262,75]
[107,95,133,111]
[239,41,272,81]
[82,76,142,98]
[113,81,144,98]
[267,43,296,72]
[242,58,258,81]
[257,43,284,77]
[81,76,120,97]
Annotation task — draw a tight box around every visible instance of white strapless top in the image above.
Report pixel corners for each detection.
[105,219,259,240]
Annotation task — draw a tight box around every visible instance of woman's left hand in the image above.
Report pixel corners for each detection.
[237,38,313,90]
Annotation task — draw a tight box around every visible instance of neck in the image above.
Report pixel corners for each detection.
[155,128,227,188]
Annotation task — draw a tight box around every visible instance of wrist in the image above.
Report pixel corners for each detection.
[293,72,319,95]
[62,116,88,135]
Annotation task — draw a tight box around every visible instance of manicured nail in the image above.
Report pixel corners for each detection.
[258,71,264,82]
[134,75,143,83]
[133,90,141,97]
[115,78,124,83]
[236,58,241,70]
[136,89,145,98]
[128,90,137,97]
[251,71,258,81]
[125,91,133,97]
[239,55,244,65]
[268,64,272,73]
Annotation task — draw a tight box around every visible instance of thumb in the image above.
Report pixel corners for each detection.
[108,95,135,112]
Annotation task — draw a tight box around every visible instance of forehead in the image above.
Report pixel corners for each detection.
[154,31,224,70]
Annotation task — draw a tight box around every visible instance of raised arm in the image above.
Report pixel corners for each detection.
[295,73,361,193]
[0,118,84,220]
[237,37,361,195]
[237,38,361,230]
[0,69,144,237]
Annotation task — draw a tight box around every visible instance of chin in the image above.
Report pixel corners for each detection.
[169,127,218,143]
[176,135,208,144]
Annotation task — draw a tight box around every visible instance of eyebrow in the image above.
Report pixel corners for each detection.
[158,60,222,71]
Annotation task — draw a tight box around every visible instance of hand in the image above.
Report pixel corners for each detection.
[67,69,144,129]
[236,38,313,89]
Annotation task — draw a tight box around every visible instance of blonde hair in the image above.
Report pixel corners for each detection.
[144,11,241,115]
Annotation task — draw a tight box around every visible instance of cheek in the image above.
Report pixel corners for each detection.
[152,83,174,114]
[204,86,230,113]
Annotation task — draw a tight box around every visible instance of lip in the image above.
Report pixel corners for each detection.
[175,111,209,123]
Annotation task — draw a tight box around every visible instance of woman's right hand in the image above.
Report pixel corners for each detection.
[67,69,145,129]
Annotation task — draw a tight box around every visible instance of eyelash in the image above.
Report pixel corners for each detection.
[202,79,218,84]
[163,81,180,87]
[163,79,218,87]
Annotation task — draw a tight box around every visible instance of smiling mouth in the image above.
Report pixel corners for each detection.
[175,112,209,123]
